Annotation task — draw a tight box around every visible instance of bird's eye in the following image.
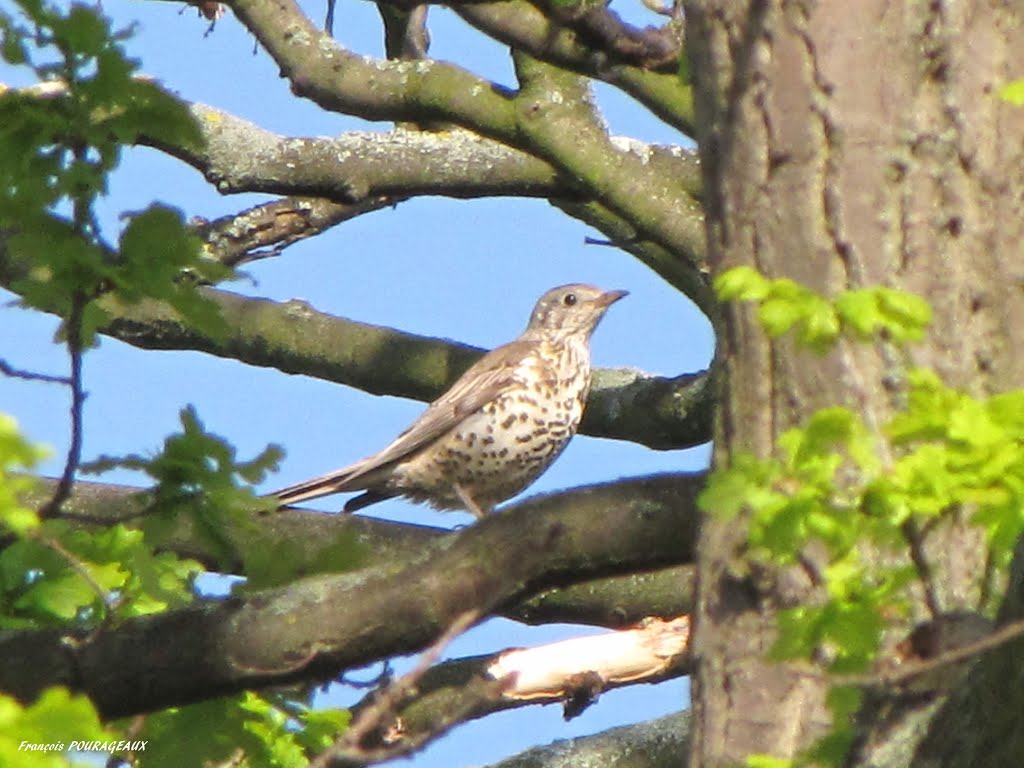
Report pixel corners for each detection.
[563,293,577,307]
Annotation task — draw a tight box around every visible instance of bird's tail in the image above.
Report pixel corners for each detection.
[270,468,362,507]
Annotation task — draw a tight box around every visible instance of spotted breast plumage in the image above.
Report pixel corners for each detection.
[270,284,627,517]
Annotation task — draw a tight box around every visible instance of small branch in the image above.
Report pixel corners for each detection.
[28,528,118,617]
[833,617,1024,689]
[39,291,87,519]
[0,359,72,385]
[902,519,942,619]
[194,196,403,269]
[524,0,682,71]
[312,611,483,767]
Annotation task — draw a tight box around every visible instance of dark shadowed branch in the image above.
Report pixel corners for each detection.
[28,476,699,627]
[1,474,698,718]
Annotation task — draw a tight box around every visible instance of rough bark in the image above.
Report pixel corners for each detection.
[684,1,1024,765]
[1,475,698,719]
[486,710,689,768]
[28,477,698,627]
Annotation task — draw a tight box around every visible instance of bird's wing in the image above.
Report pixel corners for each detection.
[271,340,531,505]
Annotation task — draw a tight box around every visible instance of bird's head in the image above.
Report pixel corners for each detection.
[525,284,628,341]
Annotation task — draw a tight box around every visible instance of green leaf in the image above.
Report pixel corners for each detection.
[804,686,861,768]
[874,287,932,341]
[0,414,48,535]
[0,19,29,65]
[835,287,931,342]
[834,289,882,338]
[798,298,841,351]
[698,453,779,519]
[948,397,1004,447]
[999,79,1024,106]
[59,5,112,58]
[138,693,323,768]
[714,265,771,301]
[757,294,805,337]
[120,79,204,151]
[116,205,202,299]
[745,756,793,768]
[0,688,111,768]
[988,390,1024,433]
[294,708,351,752]
[772,605,821,661]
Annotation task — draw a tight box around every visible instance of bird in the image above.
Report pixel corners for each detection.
[270,284,628,518]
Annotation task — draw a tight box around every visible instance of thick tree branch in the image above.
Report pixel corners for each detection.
[0,475,697,718]
[486,710,689,768]
[219,0,707,289]
[167,102,705,294]
[160,109,578,202]
[32,476,699,627]
[226,0,521,136]
[0,242,711,448]
[449,0,694,133]
[345,618,690,756]
[2,79,707,298]
[511,56,707,288]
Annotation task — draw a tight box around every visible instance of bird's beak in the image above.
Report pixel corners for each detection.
[597,289,629,307]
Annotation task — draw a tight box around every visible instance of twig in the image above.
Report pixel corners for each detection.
[40,291,88,519]
[29,528,118,617]
[0,359,72,385]
[902,519,942,619]
[339,662,393,690]
[310,610,481,768]
[832,616,1024,688]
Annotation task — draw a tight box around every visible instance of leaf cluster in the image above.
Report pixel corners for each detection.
[80,405,346,592]
[0,0,224,345]
[0,688,110,768]
[705,268,1024,675]
[136,692,350,768]
[711,267,1024,768]
[715,266,932,351]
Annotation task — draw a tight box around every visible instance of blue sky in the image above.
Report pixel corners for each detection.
[0,1,713,764]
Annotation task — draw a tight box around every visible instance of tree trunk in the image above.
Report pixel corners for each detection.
[684,1,1024,765]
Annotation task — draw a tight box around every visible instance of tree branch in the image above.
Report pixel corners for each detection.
[0,240,711,448]
[1,78,707,298]
[196,196,404,269]
[158,108,580,202]
[31,476,699,627]
[485,710,689,768]
[523,0,681,71]
[511,55,707,286]
[225,0,521,137]
[219,0,707,287]
[0,475,698,718]
[343,618,690,759]
[449,0,693,133]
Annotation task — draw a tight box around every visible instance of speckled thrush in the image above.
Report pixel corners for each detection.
[271,284,627,517]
